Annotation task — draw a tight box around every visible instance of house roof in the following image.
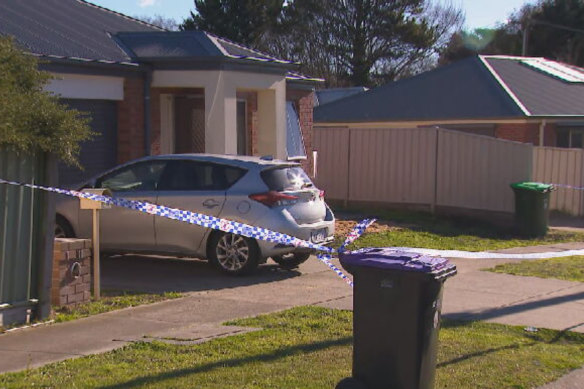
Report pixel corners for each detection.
[0,0,159,65]
[0,0,303,73]
[314,55,584,123]
[315,87,368,106]
[114,31,298,66]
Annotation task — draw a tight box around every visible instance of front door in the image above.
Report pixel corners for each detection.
[237,100,248,155]
[174,96,205,153]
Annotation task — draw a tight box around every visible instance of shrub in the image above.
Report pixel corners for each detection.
[0,37,93,166]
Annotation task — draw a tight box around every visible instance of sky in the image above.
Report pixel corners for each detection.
[89,0,536,30]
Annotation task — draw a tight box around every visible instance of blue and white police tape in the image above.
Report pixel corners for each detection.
[338,218,376,253]
[317,253,353,287]
[549,183,584,191]
[0,178,337,253]
[0,178,364,285]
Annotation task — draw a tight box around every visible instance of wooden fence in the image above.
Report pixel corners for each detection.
[313,127,533,214]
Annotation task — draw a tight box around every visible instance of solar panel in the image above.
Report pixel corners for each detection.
[521,58,584,83]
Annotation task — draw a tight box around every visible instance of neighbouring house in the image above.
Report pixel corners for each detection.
[0,0,322,185]
[314,55,584,148]
[314,87,367,107]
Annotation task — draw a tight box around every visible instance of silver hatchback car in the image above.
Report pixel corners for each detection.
[55,154,335,275]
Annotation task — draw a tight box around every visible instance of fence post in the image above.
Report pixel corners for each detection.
[345,128,352,208]
[431,128,439,214]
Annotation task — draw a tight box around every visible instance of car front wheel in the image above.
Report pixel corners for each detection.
[209,232,259,275]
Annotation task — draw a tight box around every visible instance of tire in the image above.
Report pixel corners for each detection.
[272,252,311,270]
[208,232,259,275]
[55,215,75,238]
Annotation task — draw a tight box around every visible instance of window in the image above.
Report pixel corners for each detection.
[557,127,584,148]
[261,166,314,191]
[97,161,166,192]
[158,160,246,191]
[286,101,306,159]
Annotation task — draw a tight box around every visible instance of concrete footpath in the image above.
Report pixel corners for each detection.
[0,243,582,387]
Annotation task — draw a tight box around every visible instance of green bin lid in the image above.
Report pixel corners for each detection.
[510,182,554,192]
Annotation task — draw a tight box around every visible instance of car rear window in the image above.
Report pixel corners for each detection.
[261,166,314,191]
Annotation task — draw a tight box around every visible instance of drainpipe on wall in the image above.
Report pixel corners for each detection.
[143,67,153,156]
[539,119,547,146]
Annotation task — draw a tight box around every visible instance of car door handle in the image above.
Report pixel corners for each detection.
[203,199,220,208]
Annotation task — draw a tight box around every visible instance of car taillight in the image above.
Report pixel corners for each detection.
[249,191,299,207]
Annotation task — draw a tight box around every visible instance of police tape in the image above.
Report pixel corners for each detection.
[317,253,354,287]
[550,183,584,191]
[0,178,366,285]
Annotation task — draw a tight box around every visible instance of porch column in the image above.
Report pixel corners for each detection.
[204,80,237,155]
[257,79,286,159]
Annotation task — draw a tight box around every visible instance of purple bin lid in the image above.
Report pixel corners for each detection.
[339,247,452,274]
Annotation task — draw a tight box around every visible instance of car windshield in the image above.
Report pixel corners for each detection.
[261,166,314,191]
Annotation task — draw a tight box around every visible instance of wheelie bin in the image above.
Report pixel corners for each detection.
[510,182,554,237]
[336,248,457,389]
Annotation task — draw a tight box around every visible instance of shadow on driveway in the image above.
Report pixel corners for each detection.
[445,290,584,327]
[101,254,302,294]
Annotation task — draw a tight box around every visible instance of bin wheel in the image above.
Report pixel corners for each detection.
[335,377,368,389]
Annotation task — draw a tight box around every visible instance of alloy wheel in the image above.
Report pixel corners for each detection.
[215,233,250,271]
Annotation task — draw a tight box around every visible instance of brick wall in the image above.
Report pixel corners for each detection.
[117,77,145,164]
[495,122,558,146]
[544,123,557,146]
[287,89,315,175]
[52,239,92,308]
[495,123,539,144]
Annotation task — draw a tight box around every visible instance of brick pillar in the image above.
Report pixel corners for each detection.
[52,239,92,307]
[117,77,145,164]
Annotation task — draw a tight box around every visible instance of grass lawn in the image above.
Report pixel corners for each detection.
[335,209,584,252]
[487,256,584,282]
[52,289,183,323]
[1,306,583,388]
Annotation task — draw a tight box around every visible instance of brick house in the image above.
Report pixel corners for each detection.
[0,0,321,185]
[315,55,584,148]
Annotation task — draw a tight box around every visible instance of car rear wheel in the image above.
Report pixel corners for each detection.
[272,252,311,270]
[209,232,259,275]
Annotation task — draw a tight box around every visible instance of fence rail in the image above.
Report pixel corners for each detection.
[314,127,532,214]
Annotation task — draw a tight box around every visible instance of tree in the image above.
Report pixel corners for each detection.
[133,14,179,31]
[524,0,584,66]
[440,0,584,67]
[0,37,92,166]
[180,0,284,46]
[273,0,463,87]
[439,28,523,65]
